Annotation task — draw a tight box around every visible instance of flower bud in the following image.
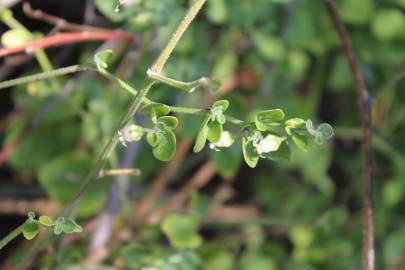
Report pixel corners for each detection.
[118,124,144,147]
[255,134,282,155]
[209,131,234,150]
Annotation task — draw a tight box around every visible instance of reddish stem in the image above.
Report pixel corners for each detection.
[0,31,134,58]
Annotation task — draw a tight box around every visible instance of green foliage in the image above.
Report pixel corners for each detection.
[161,214,202,249]
[3,0,405,268]
[371,9,405,41]
[94,49,113,72]
[19,212,82,241]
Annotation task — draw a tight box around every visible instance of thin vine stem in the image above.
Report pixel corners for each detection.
[0,223,24,250]
[0,65,88,90]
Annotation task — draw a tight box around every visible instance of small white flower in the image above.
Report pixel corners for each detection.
[209,131,234,151]
[118,124,144,147]
[255,134,282,155]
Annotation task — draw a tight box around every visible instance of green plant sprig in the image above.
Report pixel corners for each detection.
[0,212,82,250]
[61,0,208,216]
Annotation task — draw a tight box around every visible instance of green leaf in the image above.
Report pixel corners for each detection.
[262,142,291,161]
[212,100,229,112]
[193,116,210,153]
[22,221,39,240]
[146,132,159,147]
[53,217,66,235]
[255,109,285,131]
[242,136,259,168]
[292,134,308,152]
[152,129,176,161]
[94,50,113,72]
[161,214,202,249]
[207,120,223,143]
[62,218,83,234]
[39,215,55,227]
[141,103,171,118]
[317,123,334,140]
[158,116,178,130]
[285,118,306,135]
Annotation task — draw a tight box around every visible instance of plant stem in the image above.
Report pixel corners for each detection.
[323,1,374,269]
[0,223,24,250]
[150,0,207,73]
[0,65,88,90]
[147,69,210,92]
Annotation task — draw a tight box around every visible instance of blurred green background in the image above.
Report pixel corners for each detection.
[0,0,405,269]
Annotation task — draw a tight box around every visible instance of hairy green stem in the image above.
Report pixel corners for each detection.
[0,65,88,90]
[150,0,207,73]
[147,69,210,93]
[0,223,24,250]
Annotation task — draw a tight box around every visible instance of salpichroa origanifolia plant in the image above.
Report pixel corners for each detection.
[0,0,333,253]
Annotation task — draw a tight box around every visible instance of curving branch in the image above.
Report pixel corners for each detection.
[322,1,374,269]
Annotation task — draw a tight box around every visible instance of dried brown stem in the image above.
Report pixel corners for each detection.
[323,1,374,269]
[23,2,106,32]
[0,199,61,216]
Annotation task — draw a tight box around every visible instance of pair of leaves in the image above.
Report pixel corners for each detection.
[53,217,83,235]
[193,100,229,152]
[144,104,178,161]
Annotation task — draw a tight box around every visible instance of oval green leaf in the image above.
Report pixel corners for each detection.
[207,120,223,143]
[22,221,39,240]
[212,100,229,112]
[158,116,178,130]
[141,103,171,118]
[39,215,55,227]
[193,116,210,153]
[62,218,83,234]
[94,50,113,72]
[317,123,334,140]
[242,136,259,168]
[152,129,176,161]
[146,132,159,147]
[255,109,285,131]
